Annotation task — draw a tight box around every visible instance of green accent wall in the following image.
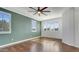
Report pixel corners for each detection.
[0,8,41,46]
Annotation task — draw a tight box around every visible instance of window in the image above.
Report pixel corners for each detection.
[50,23,59,29]
[50,23,59,31]
[31,20,37,32]
[43,20,60,31]
[0,11,11,34]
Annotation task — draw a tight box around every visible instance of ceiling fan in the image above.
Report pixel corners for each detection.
[29,7,51,16]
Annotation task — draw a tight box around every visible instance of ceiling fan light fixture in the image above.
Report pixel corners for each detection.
[37,11,41,14]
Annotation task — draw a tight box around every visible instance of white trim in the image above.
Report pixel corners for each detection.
[0,36,40,48]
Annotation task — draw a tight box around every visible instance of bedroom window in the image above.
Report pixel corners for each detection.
[0,11,11,34]
[31,20,37,32]
[50,23,59,31]
[43,20,60,31]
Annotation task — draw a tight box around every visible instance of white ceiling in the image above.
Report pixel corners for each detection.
[3,7,67,21]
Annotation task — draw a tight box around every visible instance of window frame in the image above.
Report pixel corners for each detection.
[0,11,11,34]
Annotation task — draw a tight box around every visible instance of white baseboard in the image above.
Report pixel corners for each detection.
[41,36,62,39]
[0,36,40,48]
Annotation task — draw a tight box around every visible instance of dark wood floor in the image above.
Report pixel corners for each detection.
[0,37,79,52]
[62,43,79,52]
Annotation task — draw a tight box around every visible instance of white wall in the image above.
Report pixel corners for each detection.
[62,7,79,47]
[62,8,75,46]
[74,8,79,47]
[41,18,62,39]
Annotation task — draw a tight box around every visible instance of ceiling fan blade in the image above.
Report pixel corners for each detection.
[41,12,47,16]
[33,12,38,15]
[29,7,37,11]
[42,11,51,12]
[41,7,48,11]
